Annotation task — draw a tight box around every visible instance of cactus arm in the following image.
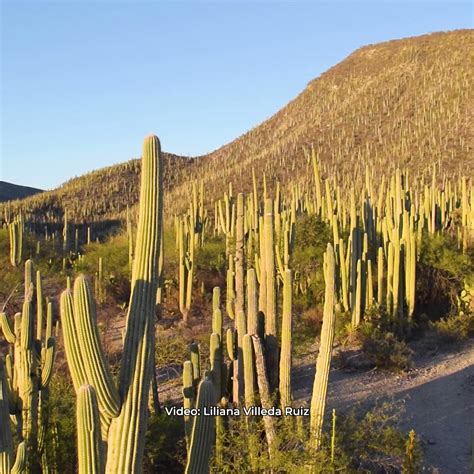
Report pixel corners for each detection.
[60,290,88,390]
[0,313,15,344]
[40,338,55,388]
[73,275,120,419]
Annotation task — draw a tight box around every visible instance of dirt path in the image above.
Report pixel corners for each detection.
[293,340,474,473]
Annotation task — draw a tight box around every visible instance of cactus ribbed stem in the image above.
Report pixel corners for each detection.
[77,385,104,474]
[74,276,120,419]
[184,377,216,474]
[242,335,255,408]
[182,360,195,446]
[279,269,292,411]
[210,333,222,402]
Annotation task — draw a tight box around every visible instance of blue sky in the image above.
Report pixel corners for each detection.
[1,1,472,190]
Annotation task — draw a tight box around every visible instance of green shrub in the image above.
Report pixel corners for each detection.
[144,409,185,473]
[292,215,331,309]
[210,402,422,472]
[42,371,77,472]
[360,324,413,371]
[195,235,226,274]
[417,232,474,320]
[430,311,474,343]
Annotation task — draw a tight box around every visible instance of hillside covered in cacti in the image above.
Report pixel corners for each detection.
[1,29,473,474]
[3,30,473,224]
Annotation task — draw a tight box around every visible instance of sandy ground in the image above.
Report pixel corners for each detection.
[293,339,474,473]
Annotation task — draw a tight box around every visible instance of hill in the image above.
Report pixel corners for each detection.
[2,29,473,223]
[0,181,43,202]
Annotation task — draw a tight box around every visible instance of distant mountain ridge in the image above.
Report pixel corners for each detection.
[0,181,43,203]
[2,29,473,223]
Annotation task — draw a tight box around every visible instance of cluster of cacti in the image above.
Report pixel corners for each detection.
[181,341,217,473]
[60,135,163,473]
[179,174,342,467]
[0,260,56,472]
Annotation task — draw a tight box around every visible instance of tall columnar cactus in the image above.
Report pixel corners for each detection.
[242,334,255,408]
[263,198,279,393]
[217,188,235,258]
[279,269,292,411]
[60,135,163,473]
[235,193,245,316]
[310,243,336,450]
[8,215,23,267]
[246,269,258,336]
[178,216,195,323]
[209,333,222,402]
[182,360,195,446]
[212,287,223,339]
[127,205,134,274]
[226,254,235,320]
[189,343,201,390]
[63,208,69,252]
[184,376,216,474]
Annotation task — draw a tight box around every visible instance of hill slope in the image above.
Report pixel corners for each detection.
[0,181,43,203]
[3,29,473,223]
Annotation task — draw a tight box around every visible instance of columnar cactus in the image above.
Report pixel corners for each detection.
[184,376,216,474]
[8,215,23,267]
[178,216,194,323]
[246,269,258,336]
[77,385,103,474]
[279,269,292,411]
[310,243,336,450]
[242,334,255,408]
[263,198,279,393]
[210,333,222,402]
[63,208,69,252]
[182,360,195,446]
[60,135,163,473]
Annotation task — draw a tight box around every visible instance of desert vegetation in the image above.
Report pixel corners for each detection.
[1,30,473,474]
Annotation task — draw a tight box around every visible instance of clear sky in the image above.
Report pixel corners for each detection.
[1,1,472,190]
